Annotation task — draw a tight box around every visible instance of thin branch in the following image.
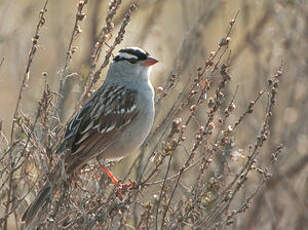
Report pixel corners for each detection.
[10,0,49,143]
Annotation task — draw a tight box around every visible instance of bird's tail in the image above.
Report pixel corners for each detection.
[21,183,51,223]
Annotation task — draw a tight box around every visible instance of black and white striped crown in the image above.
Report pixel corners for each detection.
[114,47,149,63]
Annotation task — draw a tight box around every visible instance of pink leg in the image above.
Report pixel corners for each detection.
[100,163,137,200]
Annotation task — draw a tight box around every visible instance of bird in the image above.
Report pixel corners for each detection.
[22,47,158,223]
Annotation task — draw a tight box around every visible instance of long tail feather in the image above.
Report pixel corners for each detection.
[21,184,51,223]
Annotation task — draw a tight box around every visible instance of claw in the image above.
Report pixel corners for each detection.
[114,181,137,200]
[99,163,137,200]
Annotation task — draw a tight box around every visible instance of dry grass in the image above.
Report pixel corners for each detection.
[0,0,307,229]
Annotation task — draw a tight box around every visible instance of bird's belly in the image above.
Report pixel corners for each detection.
[101,110,154,160]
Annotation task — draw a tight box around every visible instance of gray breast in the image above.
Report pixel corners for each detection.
[101,83,154,160]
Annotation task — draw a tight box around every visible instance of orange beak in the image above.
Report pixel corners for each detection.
[143,56,158,66]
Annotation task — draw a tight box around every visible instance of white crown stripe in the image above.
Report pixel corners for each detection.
[118,52,138,60]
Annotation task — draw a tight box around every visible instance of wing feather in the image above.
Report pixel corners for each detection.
[57,84,138,173]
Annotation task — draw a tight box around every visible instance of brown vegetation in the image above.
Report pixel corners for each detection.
[0,0,307,229]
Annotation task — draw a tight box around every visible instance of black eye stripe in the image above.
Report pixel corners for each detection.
[127,58,138,64]
[114,56,138,64]
[114,47,151,63]
[118,47,149,60]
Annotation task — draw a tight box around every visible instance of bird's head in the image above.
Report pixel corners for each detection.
[109,47,158,81]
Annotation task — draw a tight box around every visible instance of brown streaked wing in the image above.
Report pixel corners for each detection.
[64,84,138,173]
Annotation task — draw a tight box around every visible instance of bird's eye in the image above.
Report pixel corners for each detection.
[114,55,120,62]
[128,58,138,64]
[113,55,138,64]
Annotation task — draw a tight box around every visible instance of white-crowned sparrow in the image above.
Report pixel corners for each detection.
[22,47,158,223]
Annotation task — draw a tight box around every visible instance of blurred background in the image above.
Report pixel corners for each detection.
[0,0,307,229]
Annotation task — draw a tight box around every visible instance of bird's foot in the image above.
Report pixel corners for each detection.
[115,180,138,200]
[99,162,137,200]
